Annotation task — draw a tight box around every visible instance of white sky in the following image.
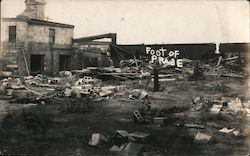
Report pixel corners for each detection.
[1,0,249,44]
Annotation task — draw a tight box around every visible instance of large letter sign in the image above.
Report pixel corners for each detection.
[145,46,183,68]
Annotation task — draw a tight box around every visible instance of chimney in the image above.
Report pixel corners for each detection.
[17,0,46,20]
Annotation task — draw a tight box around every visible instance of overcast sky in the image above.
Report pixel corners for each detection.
[1,0,249,44]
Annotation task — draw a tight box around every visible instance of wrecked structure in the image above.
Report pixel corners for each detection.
[110,43,250,68]
[73,33,116,68]
[220,43,250,60]
[0,0,74,76]
[0,0,117,76]
[111,43,217,61]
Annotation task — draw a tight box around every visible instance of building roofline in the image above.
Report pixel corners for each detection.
[220,42,250,45]
[74,41,111,45]
[116,43,216,46]
[2,17,74,28]
[73,33,116,43]
[2,17,28,22]
[28,19,74,28]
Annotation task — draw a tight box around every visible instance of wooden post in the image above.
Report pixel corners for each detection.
[153,67,159,92]
[22,48,30,76]
[134,55,139,70]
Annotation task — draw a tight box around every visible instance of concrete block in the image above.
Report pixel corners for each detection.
[209,104,223,116]
[124,142,144,156]
[133,110,144,122]
[64,88,72,97]
[74,78,84,86]
[88,133,107,146]
[48,77,61,84]
[83,76,94,84]
[194,132,211,144]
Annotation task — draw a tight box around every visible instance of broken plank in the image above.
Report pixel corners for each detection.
[101,73,138,76]
[221,74,243,78]
[184,124,205,129]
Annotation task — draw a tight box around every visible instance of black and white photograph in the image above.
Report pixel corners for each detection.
[0,0,250,155]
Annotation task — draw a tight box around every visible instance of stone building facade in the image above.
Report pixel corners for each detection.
[0,0,74,75]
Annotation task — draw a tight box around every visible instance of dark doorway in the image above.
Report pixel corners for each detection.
[59,55,71,71]
[30,55,44,75]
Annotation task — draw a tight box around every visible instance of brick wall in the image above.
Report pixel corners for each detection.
[28,25,73,45]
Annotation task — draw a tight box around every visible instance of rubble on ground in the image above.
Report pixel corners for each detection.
[0,56,248,155]
[0,56,246,102]
[0,68,150,103]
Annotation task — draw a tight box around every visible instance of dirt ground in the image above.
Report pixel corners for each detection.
[0,76,249,155]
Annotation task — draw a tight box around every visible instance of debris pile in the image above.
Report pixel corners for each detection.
[132,96,250,146]
[205,56,246,78]
[0,70,150,104]
[0,56,246,102]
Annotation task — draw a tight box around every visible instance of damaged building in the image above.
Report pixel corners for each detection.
[110,43,217,67]
[220,43,250,59]
[0,0,74,76]
[73,33,116,68]
[0,0,117,76]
